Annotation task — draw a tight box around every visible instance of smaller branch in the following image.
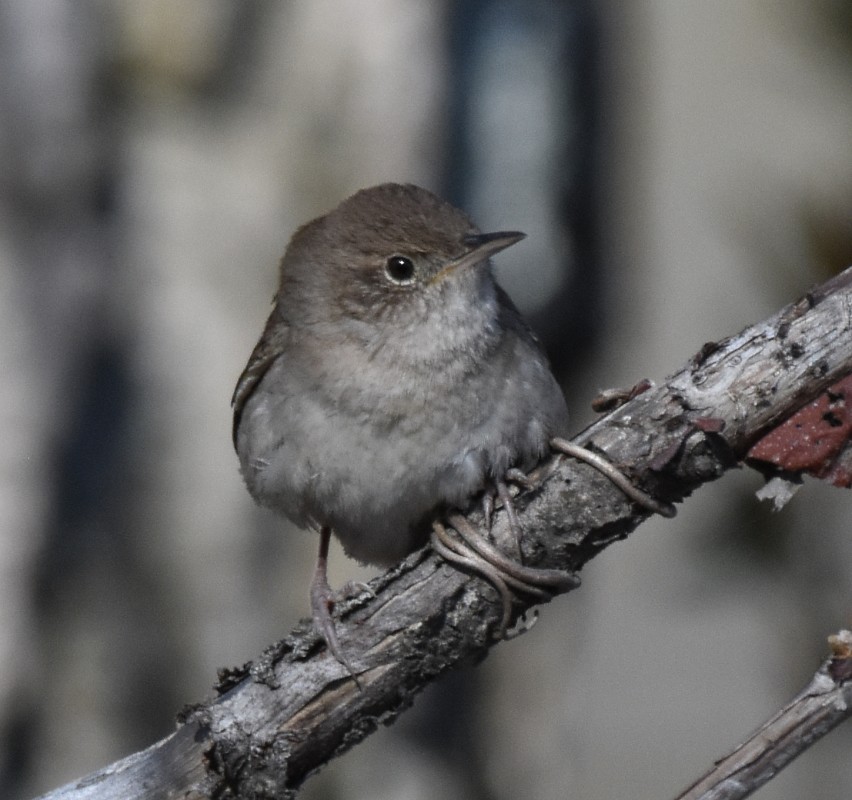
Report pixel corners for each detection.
[674,630,852,800]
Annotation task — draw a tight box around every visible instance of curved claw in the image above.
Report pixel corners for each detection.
[448,513,579,592]
[431,513,580,639]
[431,521,514,635]
[551,437,677,518]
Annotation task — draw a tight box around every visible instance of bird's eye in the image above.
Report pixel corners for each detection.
[384,256,416,285]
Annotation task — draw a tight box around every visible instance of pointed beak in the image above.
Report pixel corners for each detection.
[460,231,526,264]
[430,230,526,285]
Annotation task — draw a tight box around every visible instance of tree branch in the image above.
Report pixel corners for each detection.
[37,267,852,799]
[673,630,852,800]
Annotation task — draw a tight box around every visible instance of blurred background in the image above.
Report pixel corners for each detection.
[1,1,851,798]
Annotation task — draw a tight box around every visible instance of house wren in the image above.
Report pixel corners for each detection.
[233,183,610,666]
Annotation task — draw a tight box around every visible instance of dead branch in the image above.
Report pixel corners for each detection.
[36,267,852,800]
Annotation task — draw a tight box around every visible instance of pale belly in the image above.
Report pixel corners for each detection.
[236,342,568,565]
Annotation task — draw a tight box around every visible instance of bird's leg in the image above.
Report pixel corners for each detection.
[481,490,495,532]
[309,526,359,677]
[550,437,676,518]
[494,480,523,561]
[490,466,548,563]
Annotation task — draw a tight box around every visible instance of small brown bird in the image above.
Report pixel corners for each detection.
[232,183,667,667]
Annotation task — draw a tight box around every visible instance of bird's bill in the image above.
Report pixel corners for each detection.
[429,230,526,285]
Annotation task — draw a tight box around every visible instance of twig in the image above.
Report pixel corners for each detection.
[674,630,852,800]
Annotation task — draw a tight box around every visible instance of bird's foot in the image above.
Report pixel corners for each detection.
[550,437,676,518]
[431,436,675,637]
[480,468,538,553]
[430,513,579,638]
